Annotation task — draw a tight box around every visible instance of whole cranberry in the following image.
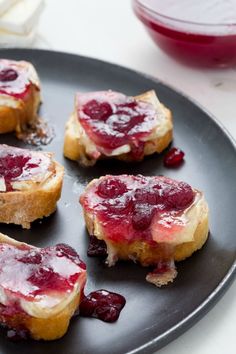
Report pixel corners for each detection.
[164,182,194,209]
[0,68,18,82]
[164,147,185,167]
[132,204,154,230]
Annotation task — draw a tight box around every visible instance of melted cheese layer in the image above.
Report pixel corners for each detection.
[151,192,208,244]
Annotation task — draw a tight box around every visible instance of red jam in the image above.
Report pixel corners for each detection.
[152,260,174,275]
[0,243,86,301]
[163,147,185,167]
[16,117,55,146]
[77,91,157,159]
[0,303,30,341]
[146,259,177,286]
[79,289,126,322]
[0,145,52,192]
[0,60,31,99]
[80,175,195,243]
[0,68,18,82]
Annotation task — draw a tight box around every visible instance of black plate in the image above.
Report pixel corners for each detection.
[0,49,235,354]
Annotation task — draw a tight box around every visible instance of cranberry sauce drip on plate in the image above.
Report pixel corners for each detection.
[0,145,52,192]
[80,175,195,243]
[77,91,157,158]
[0,243,86,302]
[164,147,185,167]
[0,60,31,99]
[79,289,126,322]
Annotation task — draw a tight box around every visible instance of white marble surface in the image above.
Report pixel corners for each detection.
[34,0,235,353]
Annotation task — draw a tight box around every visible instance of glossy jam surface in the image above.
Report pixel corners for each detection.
[164,147,185,167]
[134,0,236,67]
[0,60,31,98]
[0,145,52,192]
[77,91,157,159]
[80,175,195,243]
[152,260,174,274]
[79,289,126,322]
[0,243,85,301]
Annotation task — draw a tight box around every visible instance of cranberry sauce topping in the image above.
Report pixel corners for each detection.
[164,147,185,167]
[0,303,30,341]
[16,117,55,146]
[79,289,126,322]
[87,236,107,257]
[0,243,86,301]
[151,260,175,275]
[80,175,195,243]
[0,60,31,99]
[0,145,52,192]
[146,260,177,287]
[77,91,157,159]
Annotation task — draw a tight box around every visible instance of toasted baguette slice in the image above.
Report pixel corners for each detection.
[0,59,41,134]
[80,175,209,286]
[0,232,86,340]
[64,90,173,166]
[0,144,64,228]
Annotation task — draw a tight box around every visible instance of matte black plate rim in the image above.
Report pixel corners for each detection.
[132,263,235,353]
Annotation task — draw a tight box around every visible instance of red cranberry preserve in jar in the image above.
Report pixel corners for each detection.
[133,0,236,67]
